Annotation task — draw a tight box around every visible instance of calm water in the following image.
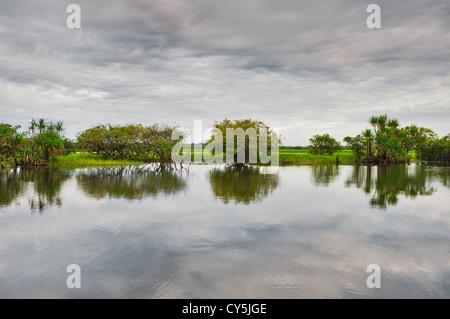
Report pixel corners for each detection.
[0,164,449,298]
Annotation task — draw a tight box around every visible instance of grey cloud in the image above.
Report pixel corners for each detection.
[0,0,449,144]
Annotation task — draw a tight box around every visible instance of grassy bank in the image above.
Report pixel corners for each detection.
[20,149,421,168]
[52,153,143,167]
[48,149,369,167]
[190,149,356,164]
[279,150,355,164]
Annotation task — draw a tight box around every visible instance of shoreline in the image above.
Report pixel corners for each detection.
[3,160,441,170]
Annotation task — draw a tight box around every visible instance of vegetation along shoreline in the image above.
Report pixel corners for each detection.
[1,115,448,168]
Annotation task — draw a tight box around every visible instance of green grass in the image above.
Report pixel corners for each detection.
[279,150,355,164]
[189,149,355,164]
[52,153,143,167]
[53,150,356,167]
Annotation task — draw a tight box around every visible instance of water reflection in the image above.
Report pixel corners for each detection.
[1,164,450,298]
[425,164,450,189]
[77,165,187,200]
[208,166,279,204]
[345,165,435,209]
[0,168,71,212]
[310,164,340,186]
[0,169,26,207]
[344,165,372,193]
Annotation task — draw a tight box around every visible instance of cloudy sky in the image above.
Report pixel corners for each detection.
[0,0,449,145]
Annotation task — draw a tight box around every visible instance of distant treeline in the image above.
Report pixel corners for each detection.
[279,146,309,150]
[1,115,449,168]
[187,144,309,150]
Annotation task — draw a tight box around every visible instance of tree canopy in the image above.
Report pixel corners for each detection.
[344,114,449,163]
[206,119,280,166]
[77,124,184,163]
[309,133,341,155]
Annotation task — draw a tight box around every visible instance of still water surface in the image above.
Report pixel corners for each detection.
[0,164,449,298]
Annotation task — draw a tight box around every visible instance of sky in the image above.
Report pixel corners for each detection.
[0,0,449,145]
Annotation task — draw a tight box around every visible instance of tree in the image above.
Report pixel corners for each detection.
[63,138,78,155]
[207,119,280,166]
[344,135,364,161]
[1,119,66,167]
[140,124,184,163]
[0,124,25,167]
[370,114,387,135]
[309,133,341,155]
[28,119,65,163]
[401,125,436,153]
[77,123,184,163]
[416,133,450,162]
[76,125,109,157]
[345,115,446,163]
[367,114,407,162]
[362,129,374,159]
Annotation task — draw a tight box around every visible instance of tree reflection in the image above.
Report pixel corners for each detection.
[76,165,187,200]
[208,166,279,204]
[310,165,340,186]
[424,164,450,189]
[344,165,373,194]
[0,169,26,207]
[0,168,71,212]
[345,165,435,209]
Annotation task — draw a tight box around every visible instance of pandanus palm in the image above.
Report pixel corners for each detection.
[29,119,65,162]
[370,115,385,159]
[362,129,374,160]
[387,119,398,129]
[370,114,387,134]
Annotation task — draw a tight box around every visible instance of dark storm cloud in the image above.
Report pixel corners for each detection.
[0,0,449,143]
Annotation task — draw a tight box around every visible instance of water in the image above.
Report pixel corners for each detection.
[0,164,449,298]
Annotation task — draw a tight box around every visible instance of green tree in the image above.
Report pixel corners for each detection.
[207,119,280,166]
[401,125,437,154]
[76,125,109,157]
[63,138,78,155]
[140,124,184,163]
[77,123,183,163]
[0,124,25,167]
[309,133,341,155]
[416,133,450,162]
[362,129,374,159]
[343,135,364,161]
[28,119,65,164]
[368,114,407,162]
